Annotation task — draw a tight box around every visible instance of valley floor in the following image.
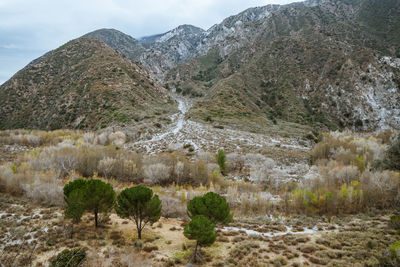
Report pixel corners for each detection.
[1,193,397,266]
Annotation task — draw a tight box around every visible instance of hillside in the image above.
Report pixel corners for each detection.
[0,37,176,130]
[166,0,400,131]
[83,28,146,62]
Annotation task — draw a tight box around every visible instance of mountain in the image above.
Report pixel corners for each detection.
[83,28,145,62]
[166,0,400,131]
[0,37,175,130]
[1,0,399,133]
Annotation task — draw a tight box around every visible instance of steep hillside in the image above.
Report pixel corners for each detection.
[83,28,145,62]
[0,37,175,130]
[167,0,400,131]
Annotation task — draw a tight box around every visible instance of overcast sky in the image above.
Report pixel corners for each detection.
[0,0,296,85]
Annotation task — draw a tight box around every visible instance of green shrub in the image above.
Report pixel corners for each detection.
[50,248,86,267]
[216,149,226,175]
[390,215,400,230]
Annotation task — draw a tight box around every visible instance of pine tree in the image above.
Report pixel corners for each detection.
[216,149,226,175]
[84,179,115,228]
[187,192,232,224]
[63,179,115,228]
[115,185,161,239]
[184,215,216,263]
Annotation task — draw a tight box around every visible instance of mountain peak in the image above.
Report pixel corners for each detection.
[0,36,174,130]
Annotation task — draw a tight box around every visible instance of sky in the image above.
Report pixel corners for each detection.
[0,0,296,85]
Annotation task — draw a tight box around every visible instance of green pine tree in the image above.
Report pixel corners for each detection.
[115,185,161,239]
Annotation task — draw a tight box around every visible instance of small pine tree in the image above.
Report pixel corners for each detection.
[63,179,87,201]
[216,149,226,175]
[63,178,115,228]
[184,215,216,263]
[115,185,161,239]
[187,192,232,224]
[84,179,115,228]
[64,189,85,237]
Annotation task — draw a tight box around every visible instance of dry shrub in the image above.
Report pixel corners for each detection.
[98,157,118,179]
[249,158,275,184]
[22,171,64,206]
[97,132,109,146]
[144,163,172,185]
[83,132,96,145]
[190,160,208,186]
[108,131,126,146]
[327,165,360,185]
[236,192,274,216]
[207,163,219,173]
[160,196,186,218]
[0,163,63,205]
[226,153,245,173]
[0,164,26,195]
[361,170,400,208]
[196,151,215,163]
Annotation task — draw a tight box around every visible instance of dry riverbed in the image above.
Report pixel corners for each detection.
[0,193,397,266]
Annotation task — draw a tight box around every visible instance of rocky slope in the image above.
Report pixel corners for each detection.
[0,37,175,130]
[1,0,399,133]
[166,0,400,131]
[83,28,145,62]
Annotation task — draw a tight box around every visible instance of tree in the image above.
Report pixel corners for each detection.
[216,149,226,175]
[64,179,87,236]
[184,215,216,263]
[63,179,87,202]
[115,185,161,239]
[84,179,115,228]
[63,178,115,228]
[64,189,85,238]
[187,192,232,224]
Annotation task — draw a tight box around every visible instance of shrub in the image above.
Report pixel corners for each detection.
[389,215,400,230]
[98,157,117,179]
[160,196,186,218]
[249,158,275,184]
[216,150,226,175]
[50,248,86,267]
[143,163,171,185]
[383,134,400,171]
[23,171,64,206]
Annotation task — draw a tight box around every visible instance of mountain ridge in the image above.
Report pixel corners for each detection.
[0,37,175,130]
[0,0,399,133]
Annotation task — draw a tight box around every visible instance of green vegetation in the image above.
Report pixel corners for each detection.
[0,37,175,130]
[85,179,115,228]
[184,215,216,263]
[115,185,161,239]
[216,149,226,175]
[63,179,115,228]
[50,248,86,267]
[187,192,232,224]
[383,134,400,171]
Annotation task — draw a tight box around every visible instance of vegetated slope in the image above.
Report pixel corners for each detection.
[83,28,145,62]
[167,0,400,131]
[0,37,175,130]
